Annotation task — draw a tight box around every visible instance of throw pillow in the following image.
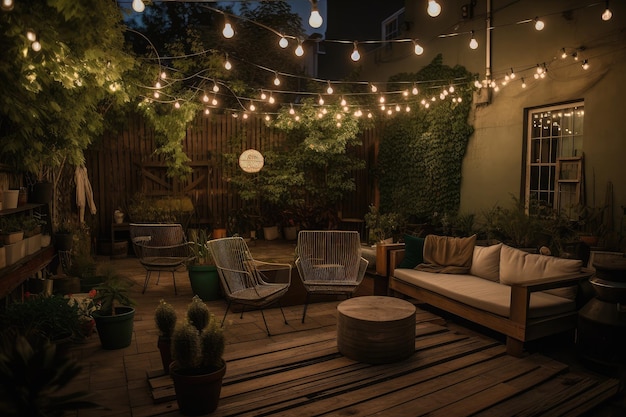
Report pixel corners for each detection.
[417,234,477,274]
[499,244,582,299]
[398,234,425,269]
[470,243,502,282]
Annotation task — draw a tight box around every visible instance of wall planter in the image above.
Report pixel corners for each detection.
[3,231,24,245]
[92,306,135,350]
[5,240,25,266]
[263,226,280,241]
[188,264,220,301]
[2,190,19,209]
[170,361,226,416]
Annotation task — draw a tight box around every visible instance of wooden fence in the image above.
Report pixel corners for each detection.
[84,113,380,241]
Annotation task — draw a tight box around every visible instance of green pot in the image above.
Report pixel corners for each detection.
[188,264,221,301]
[93,306,135,350]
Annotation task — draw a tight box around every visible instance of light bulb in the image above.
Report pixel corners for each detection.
[260,91,267,100]
[412,86,419,95]
[249,102,256,111]
[202,94,209,103]
[204,108,210,115]
[413,42,424,55]
[31,41,41,52]
[289,106,295,115]
[351,42,360,61]
[427,0,441,17]
[341,97,347,106]
[26,30,36,42]
[211,97,218,106]
[132,0,145,13]
[213,83,219,93]
[279,36,288,48]
[224,58,232,70]
[155,81,161,89]
[1,0,14,11]
[582,59,589,70]
[534,18,544,31]
[174,101,180,109]
[379,95,385,104]
[160,71,167,79]
[222,23,234,39]
[326,83,333,94]
[273,74,280,86]
[370,84,377,93]
[309,1,323,28]
[295,43,304,57]
[318,96,324,105]
[561,48,568,59]
[268,95,275,104]
[602,7,612,21]
[469,32,478,50]
[510,69,516,79]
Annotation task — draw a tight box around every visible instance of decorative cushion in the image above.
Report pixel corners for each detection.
[470,243,502,282]
[499,245,582,299]
[398,235,424,269]
[416,234,477,274]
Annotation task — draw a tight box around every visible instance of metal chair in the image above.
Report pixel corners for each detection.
[208,237,291,336]
[295,230,368,323]
[129,223,192,295]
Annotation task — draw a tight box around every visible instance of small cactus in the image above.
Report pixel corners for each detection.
[154,300,177,338]
[187,295,209,332]
[171,297,225,372]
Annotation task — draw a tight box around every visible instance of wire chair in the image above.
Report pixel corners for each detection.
[129,223,192,295]
[208,236,291,336]
[295,230,368,322]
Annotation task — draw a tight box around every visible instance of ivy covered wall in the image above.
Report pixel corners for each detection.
[377,56,475,221]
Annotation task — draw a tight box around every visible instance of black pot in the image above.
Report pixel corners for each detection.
[170,361,226,416]
[92,307,135,350]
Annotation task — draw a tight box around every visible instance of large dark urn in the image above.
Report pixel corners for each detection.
[577,257,626,371]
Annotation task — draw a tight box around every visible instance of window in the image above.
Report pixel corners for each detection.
[382,8,405,45]
[524,102,584,210]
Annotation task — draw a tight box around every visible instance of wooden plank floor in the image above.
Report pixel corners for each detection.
[135,304,619,417]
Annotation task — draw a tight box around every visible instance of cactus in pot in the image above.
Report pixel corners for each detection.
[154,300,177,374]
[169,296,226,415]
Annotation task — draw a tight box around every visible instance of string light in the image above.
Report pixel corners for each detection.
[561,48,568,59]
[1,0,14,11]
[326,81,333,94]
[340,97,347,106]
[413,40,424,55]
[211,96,218,106]
[295,40,304,57]
[31,41,41,52]
[174,101,180,109]
[370,84,378,93]
[602,1,612,21]
[582,59,590,70]
[427,0,442,18]
[308,0,323,28]
[260,91,267,100]
[224,54,232,70]
[412,85,419,95]
[350,42,360,61]
[26,30,36,42]
[318,95,324,105]
[469,31,478,49]
[289,104,295,115]
[521,78,526,88]
[273,72,281,86]
[222,22,234,39]
[534,17,545,31]
[202,93,209,103]
[268,94,275,104]
[249,101,256,111]
[213,82,219,93]
[278,35,288,49]
[132,0,145,13]
[204,108,210,115]
[510,68,516,79]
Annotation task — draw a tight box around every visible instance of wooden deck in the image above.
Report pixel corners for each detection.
[137,304,619,417]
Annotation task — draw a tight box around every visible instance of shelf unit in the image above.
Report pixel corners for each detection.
[0,203,56,300]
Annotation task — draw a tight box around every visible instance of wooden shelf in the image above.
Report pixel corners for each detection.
[0,245,55,299]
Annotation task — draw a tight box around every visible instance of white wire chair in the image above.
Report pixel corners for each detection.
[207,236,292,336]
[129,223,192,295]
[295,230,369,323]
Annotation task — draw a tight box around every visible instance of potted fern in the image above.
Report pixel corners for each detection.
[154,299,177,374]
[91,265,136,350]
[170,296,226,416]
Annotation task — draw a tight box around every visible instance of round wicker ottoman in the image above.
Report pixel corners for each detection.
[337,296,416,364]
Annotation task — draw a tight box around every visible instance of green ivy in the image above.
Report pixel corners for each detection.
[378,55,475,221]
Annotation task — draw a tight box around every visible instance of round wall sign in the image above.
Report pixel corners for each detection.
[238,149,264,173]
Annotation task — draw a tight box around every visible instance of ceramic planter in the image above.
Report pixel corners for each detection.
[170,361,226,416]
[188,264,221,301]
[263,226,280,241]
[26,234,41,255]
[2,190,19,209]
[5,240,25,266]
[93,306,135,350]
[3,231,24,245]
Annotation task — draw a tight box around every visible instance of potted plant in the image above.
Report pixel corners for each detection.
[53,218,76,252]
[187,228,221,301]
[155,299,177,374]
[170,296,226,416]
[1,216,25,266]
[91,265,137,349]
[364,205,404,244]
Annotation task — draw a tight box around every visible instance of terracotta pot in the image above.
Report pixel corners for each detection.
[170,361,226,416]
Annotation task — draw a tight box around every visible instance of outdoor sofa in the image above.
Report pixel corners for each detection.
[388,235,593,356]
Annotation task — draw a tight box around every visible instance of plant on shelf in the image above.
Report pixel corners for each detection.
[170,296,226,415]
[155,299,178,374]
[1,215,24,245]
[91,265,137,349]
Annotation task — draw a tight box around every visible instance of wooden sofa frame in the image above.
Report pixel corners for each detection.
[388,249,593,356]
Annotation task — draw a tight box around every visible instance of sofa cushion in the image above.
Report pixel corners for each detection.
[499,245,582,299]
[398,235,424,269]
[393,268,575,319]
[470,243,502,282]
[417,234,477,274]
